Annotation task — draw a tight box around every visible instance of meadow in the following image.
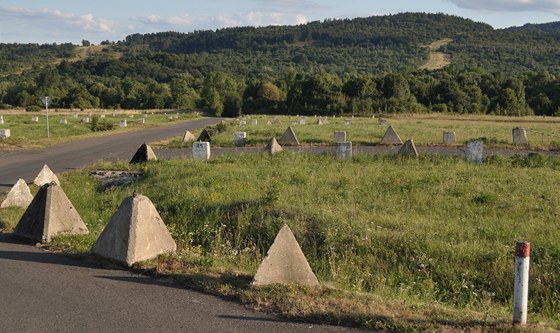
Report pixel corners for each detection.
[1,149,560,331]
[2,112,560,331]
[0,109,201,149]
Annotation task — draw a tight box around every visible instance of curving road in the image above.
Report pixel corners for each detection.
[0,118,222,192]
[0,234,362,333]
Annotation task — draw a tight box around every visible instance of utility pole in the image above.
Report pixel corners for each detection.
[41,96,52,138]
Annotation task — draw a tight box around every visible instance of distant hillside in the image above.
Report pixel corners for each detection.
[508,21,560,34]
[2,12,560,117]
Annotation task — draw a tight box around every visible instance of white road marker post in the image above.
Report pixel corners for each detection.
[513,241,530,325]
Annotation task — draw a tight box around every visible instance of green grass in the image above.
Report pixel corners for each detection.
[2,151,559,331]
[0,110,202,148]
[163,113,560,149]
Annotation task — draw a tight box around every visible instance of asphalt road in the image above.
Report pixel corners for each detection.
[0,234,362,333]
[0,118,222,192]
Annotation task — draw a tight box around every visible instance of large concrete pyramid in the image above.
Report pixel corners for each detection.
[182,130,196,143]
[129,143,157,164]
[196,129,212,142]
[252,224,319,286]
[278,127,300,146]
[1,179,33,208]
[380,126,403,145]
[398,139,419,157]
[263,137,283,156]
[92,194,177,266]
[13,183,89,242]
[33,164,60,186]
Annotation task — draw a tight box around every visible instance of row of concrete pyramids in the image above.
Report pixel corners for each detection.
[4,166,317,285]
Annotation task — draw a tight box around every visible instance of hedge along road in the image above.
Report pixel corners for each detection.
[0,118,224,192]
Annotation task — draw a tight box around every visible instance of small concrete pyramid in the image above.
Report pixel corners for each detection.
[196,129,212,142]
[380,126,403,145]
[278,127,300,146]
[129,143,157,164]
[316,119,323,125]
[33,164,60,186]
[182,131,196,143]
[1,179,33,208]
[264,137,283,156]
[252,224,319,286]
[92,193,177,266]
[274,118,282,125]
[398,139,419,157]
[13,183,89,242]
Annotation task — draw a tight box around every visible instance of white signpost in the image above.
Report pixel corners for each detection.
[41,96,52,138]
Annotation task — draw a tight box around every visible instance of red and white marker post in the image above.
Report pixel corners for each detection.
[513,241,530,325]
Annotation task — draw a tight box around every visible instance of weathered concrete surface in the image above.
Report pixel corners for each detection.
[1,179,33,208]
[252,224,319,286]
[443,131,456,145]
[278,127,300,146]
[182,130,196,143]
[334,131,346,143]
[33,164,60,186]
[92,194,177,267]
[465,140,484,164]
[335,141,352,160]
[193,142,211,160]
[264,137,283,156]
[380,126,402,145]
[197,129,212,142]
[513,127,528,146]
[233,132,247,147]
[13,183,89,242]
[398,139,419,157]
[129,143,158,164]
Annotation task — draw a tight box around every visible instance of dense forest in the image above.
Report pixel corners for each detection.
[1,12,560,117]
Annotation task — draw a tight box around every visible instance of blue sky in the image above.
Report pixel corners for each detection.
[1,0,559,44]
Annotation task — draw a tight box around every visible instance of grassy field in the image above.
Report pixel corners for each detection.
[0,109,201,149]
[1,150,559,331]
[162,113,560,150]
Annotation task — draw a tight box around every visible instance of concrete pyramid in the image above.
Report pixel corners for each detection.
[196,129,212,142]
[380,126,402,145]
[278,127,300,146]
[1,179,33,208]
[263,137,283,156]
[92,194,177,266]
[13,183,89,242]
[129,143,157,164]
[398,139,419,157]
[252,224,319,286]
[182,131,196,143]
[33,164,60,186]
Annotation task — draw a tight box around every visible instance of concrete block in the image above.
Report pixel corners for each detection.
[130,143,157,164]
[13,183,89,242]
[513,128,528,145]
[1,179,33,208]
[299,119,306,125]
[138,118,145,124]
[0,128,10,139]
[380,126,402,145]
[264,137,282,156]
[92,193,176,266]
[33,164,60,186]
[465,140,484,164]
[82,117,90,123]
[335,141,352,159]
[252,119,258,125]
[193,142,211,160]
[233,131,246,146]
[31,116,39,123]
[196,129,212,142]
[443,131,456,145]
[398,139,419,157]
[182,130,196,143]
[239,120,247,126]
[345,119,352,125]
[334,131,346,143]
[59,118,67,125]
[119,120,127,127]
[252,225,319,286]
[278,127,300,146]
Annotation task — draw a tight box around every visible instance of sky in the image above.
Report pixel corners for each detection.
[1,0,560,45]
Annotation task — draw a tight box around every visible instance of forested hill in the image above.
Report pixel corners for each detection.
[2,12,560,117]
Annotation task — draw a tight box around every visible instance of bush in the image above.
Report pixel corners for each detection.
[25,105,42,112]
[89,116,116,132]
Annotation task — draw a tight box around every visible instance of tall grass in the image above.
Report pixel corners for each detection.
[3,151,556,324]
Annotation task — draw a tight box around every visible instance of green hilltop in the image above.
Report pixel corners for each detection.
[1,12,560,116]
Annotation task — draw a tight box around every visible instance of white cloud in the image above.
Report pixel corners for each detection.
[133,11,307,29]
[447,0,560,14]
[0,6,116,33]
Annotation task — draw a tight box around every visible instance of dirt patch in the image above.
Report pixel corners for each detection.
[420,38,453,70]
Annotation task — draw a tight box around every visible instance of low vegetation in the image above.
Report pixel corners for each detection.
[1,149,559,331]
